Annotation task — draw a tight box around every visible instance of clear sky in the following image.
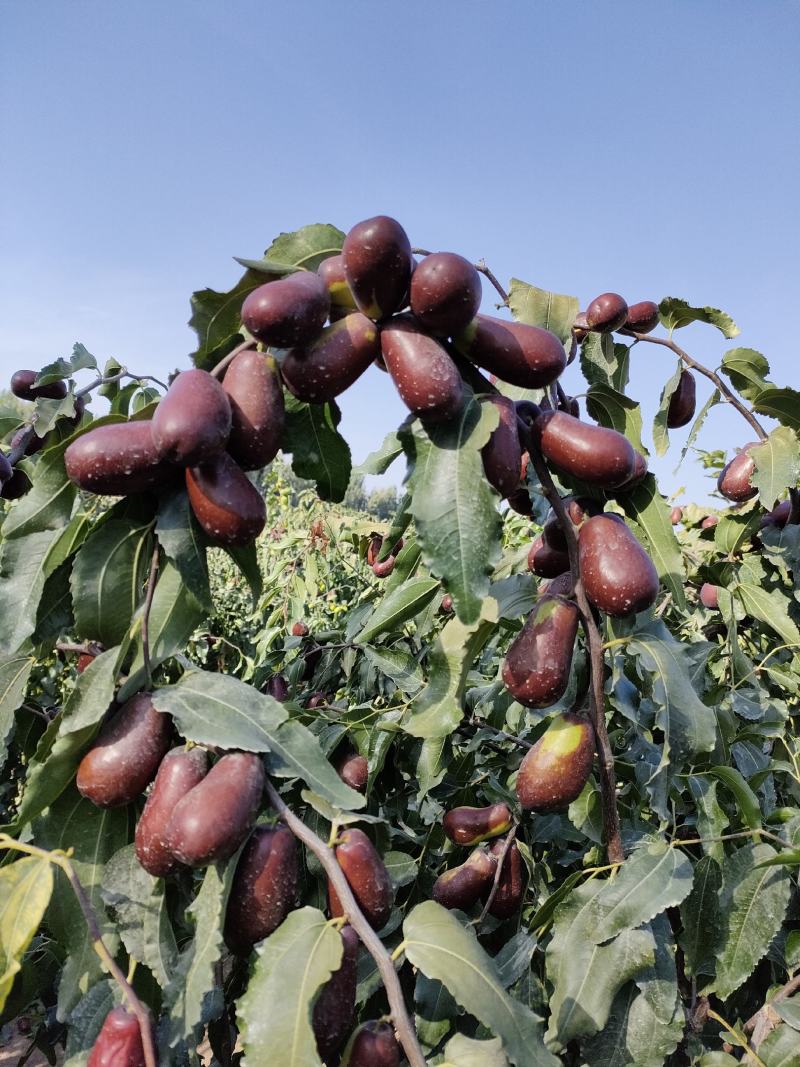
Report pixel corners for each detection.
[1,0,797,505]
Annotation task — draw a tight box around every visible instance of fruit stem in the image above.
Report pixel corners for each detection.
[476,825,518,925]
[209,339,255,380]
[410,248,509,305]
[141,545,161,689]
[264,782,428,1067]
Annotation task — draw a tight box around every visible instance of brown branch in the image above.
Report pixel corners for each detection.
[459,717,532,750]
[264,782,427,1067]
[477,826,518,925]
[141,546,160,688]
[743,973,800,1057]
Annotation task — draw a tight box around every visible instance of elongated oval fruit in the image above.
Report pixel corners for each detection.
[186,452,266,546]
[454,314,566,388]
[318,254,358,311]
[481,394,522,496]
[542,496,601,550]
[328,828,393,930]
[614,451,648,493]
[241,271,330,348]
[442,803,512,846]
[11,369,68,402]
[432,847,496,910]
[585,292,628,333]
[342,1021,401,1067]
[164,752,265,866]
[77,694,171,808]
[700,583,719,609]
[717,442,759,502]
[516,712,594,812]
[224,826,298,954]
[334,747,369,792]
[528,533,570,578]
[1,467,30,499]
[502,595,579,708]
[533,411,636,488]
[578,514,659,616]
[134,747,208,877]
[667,370,696,428]
[87,1006,150,1067]
[221,348,284,470]
[65,421,178,496]
[342,216,412,320]
[485,838,527,920]
[152,369,231,466]
[265,673,289,701]
[313,924,359,1062]
[380,314,464,423]
[760,499,793,529]
[625,300,660,334]
[281,312,380,403]
[409,252,482,335]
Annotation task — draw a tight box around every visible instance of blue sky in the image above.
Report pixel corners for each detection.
[1,0,797,505]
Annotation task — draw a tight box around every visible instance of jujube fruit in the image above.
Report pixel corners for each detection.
[532,411,636,488]
[614,451,648,492]
[578,514,659,616]
[573,310,589,342]
[221,348,284,470]
[77,693,171,809]
[372,556,396,578]
[134,746,208,877]
[516,712,594,812]
[0,452,12,486]
[164,752,264,867]
[11,369,68,402]
[625,300,660,334]
[317,254,357,311]
[0,467,31,499]
[65,421,178,496]
[76,652,96,673]
[432,847,496,910]
[334,747,369,793]
[151,369,231,466]
[409,252,482,335]
[342,215,412,320]
[700,583,719,609]
[291,621,309,637]
[454,314,566,388]
[87,1006,150,1067]
[760,499,793,529]
[485,838,527,920]
[670,506,683,525]
[380,314,464,423]
[11,427,46,457]
[701,515,719,529]
[281,313,380,403]
[341,1021,401,1067]
[186,452,266,546]
[585,292,628,333]
[540,571,573,598]
[313,924,359,1063]
[481,394,522,497]
[328,828,393,930]
[502,594,579,708]
[507,486,534,517]
[528,533,570,578]
[440,593,454,613]
[265,674,289,701]
[717,442,760,502]
[667,370,696,429]
[241,271,330,347]
[542,496,601,550]
[442,803,512,846]
[224,825,298,955]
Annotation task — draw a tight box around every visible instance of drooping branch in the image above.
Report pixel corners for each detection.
[141,546,161,689]
[264,782,427,1067]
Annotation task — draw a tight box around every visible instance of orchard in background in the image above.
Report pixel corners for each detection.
[1,217,799,1067]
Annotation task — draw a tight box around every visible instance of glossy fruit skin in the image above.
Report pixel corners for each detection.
[334,747,369,792]
[342,1021,401,1067]
[11,369,68,402]
[585,292,628,333]
[701,515,719,529]
[700,583,719,609]
[372,556,396,578]
[533,411,636,488]
[760,499,793,529]
[454,314,566,389]
[164,752,265,867]
[486,838,527,920]
[442,803,512,846]
[87,1006,148,1067]
[221,348,284,470]
[281,313,380,403]
[578,514,659,616]
[265,674,289,701]
[65,421,178,496]
[542,496,601,550]
[516,712,594,812]
[481,395,522,496]
[77,694,172,809]
[528,533,570,578]
[625,300,660,334]
[667,370,696,429]
[717,442,759,502]
[328,828,393,930]
[381,314,464,423]
[670,506,683,525]
[540,571,573,598]
[135,747,208,877]
[440,593,454,614]
[342,216,412,320]
[502,595,579,708]
[0,467,31,499]
[313,924,359,1063]
[409,252,482,335]
[614,451,648,492]
[306,692,328,709]
[432,847,496,910]
[224,826,298,955]
[186,453,266,546]
[241,271,330,347]
[318,254,357,311]
[152,369,231,467]
[291,621,309,637]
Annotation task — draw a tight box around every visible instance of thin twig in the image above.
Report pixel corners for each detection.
[477,826,518,925]
[141,546,160,689]
[210,339,254,380]
[744,973,800,1056]
[459,717,532,750]
[264,782,427,1067]
[56,640,105,656]
[706,1007,767,1067]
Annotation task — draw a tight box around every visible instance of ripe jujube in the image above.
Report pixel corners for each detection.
[334,747,369,792]
[224,826,298,955]
[87,1006,150,1067]
[342,215,413,320]
[328,828,393,931]
[502,594,579,708]
[134,746,208,877]
[151,369,232,466]
[532,411,636,489]
[317,254,358,312]
[341,1021,401,1067]
[65,421,178,496]
[409,251,482,335]
[454,314,566,389]
[372,556,396,578]
[432,847,496,910]
[585,292,628,333]
[528,533,570,578]
[281,312,380,403]
[625,300,660,334]
[313,924,359,1063]
[667,370,696,429]
[221,348,284,470]
[717,442,760,502]
[485,838,527,920]
[578,514,659,616]
[241,271,330,347]
[0,467,31,499]
[186,452,266,546]
[481,394,523,497]
[700,583,719,609]
[516,712,594,812]
[380,315,464,423]
[442,803,512,846]
[11,369,68,402]
[760,499,793,529]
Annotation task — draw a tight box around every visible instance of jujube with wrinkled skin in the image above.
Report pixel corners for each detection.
[409,251,482,335]
[717,442,760,502]
[667,369,696,429]
[151,369,231,466]
[135,747,208,877]
[380,315,464,423]
[342,215,412,320]
[585,292,628,333]
[341,1021,401,1067]
[485,838,527,920]
[87,1006,150,1067]
[625,300,660,334]
[502,594,579,708]
[224,825,298,955]
[327,827,393,931]
[454,314,566,388]
[442,803,512,846]
[76,693,172,809]
[281,312,380,403]
[533,411,636,488]
[516,712,595,812]
[527,533,570,578]
[313,924,359,1063]
[317,254,358,311]
[432,847,496,910]
[578,514,659,616]
[481,394,522,497]
[164,752,264,867]
[65,421,179,496]
[186,452,266,546]
[241,271,330,347]
[11,369,68,401]
[221,348,285,470]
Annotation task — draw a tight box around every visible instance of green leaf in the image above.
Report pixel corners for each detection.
[221,541,263,603]
[0,528,63,655]
[589,841,693,943]
[377,491,412,562]
[752,387,800,431]
[759,1024,800,1067]
[678,855,722,976]
[357,428,404,476]
[714,509,762,555]
[713,843,791,999]
[507,279,579,346]
[706,765,762,829]
[545,881,655,1048]
[580,333,630,392]
[0,854,53,1013]
[658,297,740,338]
[442,1033,510,1067]
[382,850,419,888]
[720,348,771,402]
[585,384,646,456]
[674,387,721,471]
[733,581,800,647]
[0,654,33,765]
[237,906,343,1067]
[403,901,557,1067]
[1,439,76,539]
[652,361,684,457]
[400,397,502,625]
[260,222,345,272]
[34,344,97,385]
[63,980,117,1060]
[754,849,800,869]
[283,395,352,503]
[618,476,686,609]
[188,270,260,371]
[156,490,212,610]
[101,844,178,989]
[362,646,424,693]
[774,995,800,1030]
[70,520,152,647]
[750,427,800,510]
[415,970,457,1049]
[355,578,440,643]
